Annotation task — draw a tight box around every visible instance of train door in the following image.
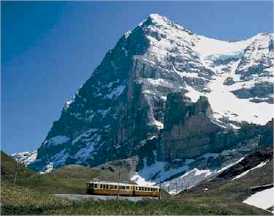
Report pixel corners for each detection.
[133,186,137,196]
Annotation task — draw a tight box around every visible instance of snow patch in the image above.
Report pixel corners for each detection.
[162,168,213,194]
[243,187,274,211]
[44,136,70,147]
[98,108,111,117]
[106,85,125,99]
[151,119,164,129]
[40,162,54,174]
[64,100,73,109]
[206,73,273,126]
[131,161,188,187]
[232,161,268,180]
[194,35,252,59]
[185,85,203,102]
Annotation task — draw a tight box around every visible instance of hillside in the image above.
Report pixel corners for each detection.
[1,151,272,215]
[176,148,273,213]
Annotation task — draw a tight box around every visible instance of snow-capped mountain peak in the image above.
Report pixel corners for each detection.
[25,14,273,187]
[12,151,37,166]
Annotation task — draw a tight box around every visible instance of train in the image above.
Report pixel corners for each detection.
[86,181,160,198]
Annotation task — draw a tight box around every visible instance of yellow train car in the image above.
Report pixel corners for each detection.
[86,181,160,198]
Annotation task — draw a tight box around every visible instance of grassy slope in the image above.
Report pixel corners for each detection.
[176,159,273,215]
[2,181,268,215]
[182,159,273,202]
[1,183,72,215]
[15,165,100,194]
[0,151,272,215]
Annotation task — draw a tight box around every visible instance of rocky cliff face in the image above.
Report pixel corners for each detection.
[27,14,273,174]
[160,94,220,161]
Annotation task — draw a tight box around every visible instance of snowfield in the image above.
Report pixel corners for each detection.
[205,73,273,126]
[243,187,274,211]
[131,157,245,195]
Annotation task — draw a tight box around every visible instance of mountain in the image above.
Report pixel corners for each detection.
[15,14,273,189]
[12,151,37,166]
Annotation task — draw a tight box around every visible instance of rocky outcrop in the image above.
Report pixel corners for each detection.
[217,148,273,180]
[232,82,273,103]
[159,93,221,161]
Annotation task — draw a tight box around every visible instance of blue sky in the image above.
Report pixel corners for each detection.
[2,1,273,154]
